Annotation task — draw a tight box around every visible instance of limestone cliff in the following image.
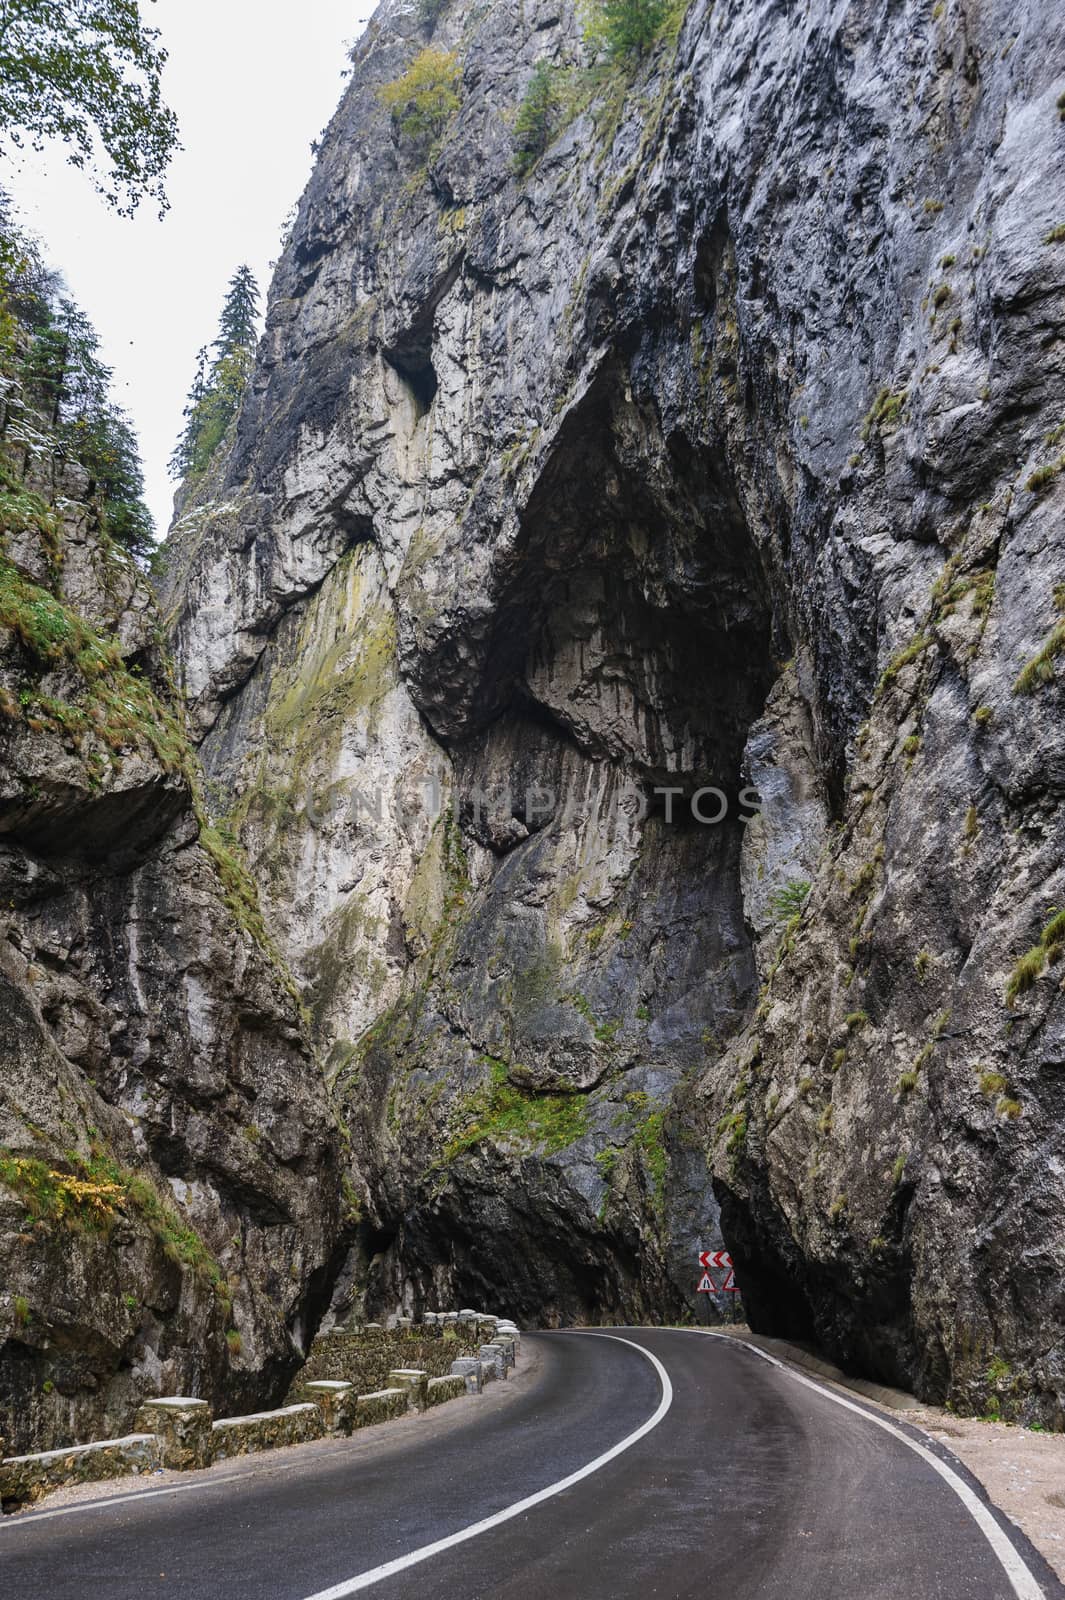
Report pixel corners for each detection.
[0,413,343,1454]
[163,0,1065,1423]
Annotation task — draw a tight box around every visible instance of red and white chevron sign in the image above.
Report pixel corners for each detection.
[697,1249,739,1292]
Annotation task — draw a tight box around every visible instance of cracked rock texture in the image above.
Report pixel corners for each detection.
[163,0,1065,1419]
[0,445,343,1456]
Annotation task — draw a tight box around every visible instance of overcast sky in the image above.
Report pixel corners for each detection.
[6,0,377,537]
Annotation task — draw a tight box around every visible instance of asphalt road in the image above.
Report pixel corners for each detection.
[1,1328,1059,1600]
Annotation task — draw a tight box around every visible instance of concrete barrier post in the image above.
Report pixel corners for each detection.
[134,1397,213,1471]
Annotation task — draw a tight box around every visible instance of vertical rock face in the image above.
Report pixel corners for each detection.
[0,445,343,1454]
[164,0,1065,1417]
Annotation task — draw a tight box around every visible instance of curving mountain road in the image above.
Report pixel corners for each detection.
[1,1329,1059,1600]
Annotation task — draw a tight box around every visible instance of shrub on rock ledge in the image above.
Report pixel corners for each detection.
[380,48,462,154]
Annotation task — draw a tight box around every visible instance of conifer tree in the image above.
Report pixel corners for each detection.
[379,49,462,154]
[214,265,259,358]
[585,0,668,60]
[169,267,261,481]
[513,60,557,175]
[0,211,155,558]
[168,345,207,478]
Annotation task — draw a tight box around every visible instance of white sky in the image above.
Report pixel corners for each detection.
[5,0,377,537]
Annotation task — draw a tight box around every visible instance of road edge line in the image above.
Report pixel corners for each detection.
[689,1329,1047,1600]
[299,1333,672,1600]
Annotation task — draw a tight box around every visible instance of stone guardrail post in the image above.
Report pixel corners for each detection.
[477,1343,507,1380]
[496,1336,517,1369]
[387,1368,429,1412]
[133,1397,213,1471]
[449,1357,484,1394]
[302,1381,357,1435]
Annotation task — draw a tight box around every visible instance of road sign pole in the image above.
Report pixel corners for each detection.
[698,1248,739,1326]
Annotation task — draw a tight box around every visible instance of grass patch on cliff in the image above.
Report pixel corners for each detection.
[632,1108,669,1195]
[0,551,191,771]
[1005,908,1065,1006]
[860,386,907,443]
[877,634,932,695]
[769,878,810,926]
[541,0,686,159]
[0,458,63,569]
[1014,584,1065,695]
[897,1010,951,1094]
[932,566,995,621]
[1027,461,1064,494]
[0,1146,223,1287]
[442,1059,589,1162]
[198,820,276,960]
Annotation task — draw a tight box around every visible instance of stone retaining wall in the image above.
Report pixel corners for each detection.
[290,1320,487,1398]
[427,1375,468,1407]
[0,1434,159,1513]
[0,1308,521,1512]
[211,1404,323,1463]
[355,1388,408,1427]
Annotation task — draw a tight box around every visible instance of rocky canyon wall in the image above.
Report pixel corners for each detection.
[0,432,344,1454]
[160,0,1065,1423]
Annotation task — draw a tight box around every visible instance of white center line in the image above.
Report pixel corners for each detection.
[300,1333,672,1600]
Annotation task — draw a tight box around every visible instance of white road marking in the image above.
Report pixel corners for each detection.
[1,1478,230,1524]
[1,1439,360,1528]
[690,1330,1047,1600]
[300,1334,673,1600]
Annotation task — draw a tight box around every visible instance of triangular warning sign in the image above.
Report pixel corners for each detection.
[697,1272,716,1293]
[720,1267,737,1291]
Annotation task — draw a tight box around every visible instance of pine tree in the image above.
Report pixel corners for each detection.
[585,0,668,59]
[0,225,155,559]
[513,61,557,175]
[169,345,207,478]
[213,265,260,359]
[169,267,261,481]
[77,406,154,557]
